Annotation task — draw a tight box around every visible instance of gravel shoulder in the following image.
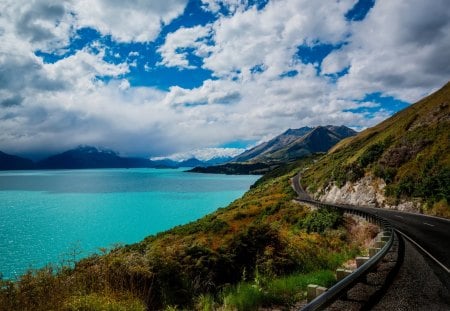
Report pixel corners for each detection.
[373,238,450,310]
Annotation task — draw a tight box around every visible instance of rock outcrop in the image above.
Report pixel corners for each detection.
[317,175,421,213]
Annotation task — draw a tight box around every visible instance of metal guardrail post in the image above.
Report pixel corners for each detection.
[299,199,395,311]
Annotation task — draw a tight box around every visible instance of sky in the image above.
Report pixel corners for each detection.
[0,0,449,160]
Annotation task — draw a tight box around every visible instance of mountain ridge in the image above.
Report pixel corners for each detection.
[37,145,156,169]
[190,125,356,174]
[302,81,450,217]
[0,151,35,170]
[232,125,356,163]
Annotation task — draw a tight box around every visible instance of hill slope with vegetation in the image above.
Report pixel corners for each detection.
[0,157,371,311]
[302,82,450,217]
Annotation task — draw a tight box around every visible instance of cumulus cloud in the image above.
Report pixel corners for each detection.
[202,0,354,78]
[157,25,212,69]
[0,0,448,159]
[72,0,188,42]
[334,0,450,102]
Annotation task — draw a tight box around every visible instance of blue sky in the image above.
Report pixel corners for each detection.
[0,0,449,159]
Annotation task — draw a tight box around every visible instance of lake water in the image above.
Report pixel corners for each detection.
[0,168,259,279]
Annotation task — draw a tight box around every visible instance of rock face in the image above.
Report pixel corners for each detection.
[317,175,421,213]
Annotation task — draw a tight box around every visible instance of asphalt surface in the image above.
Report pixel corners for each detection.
[373,238,450,310]
[292,173,450,277]
[351,205,450,274]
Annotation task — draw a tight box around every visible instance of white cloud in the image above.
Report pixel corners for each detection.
[201,0,354,78]
[157,25,212,69]
[72,0,188,42]
[321,49,350,75]
[201,0,250,14]
[0,0,449,159]
[334,0,450,102]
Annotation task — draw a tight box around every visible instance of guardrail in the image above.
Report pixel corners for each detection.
[297,199,395,311]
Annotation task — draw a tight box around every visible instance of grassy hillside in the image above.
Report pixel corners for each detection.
[0,157,366,311]
[302,82,450,217]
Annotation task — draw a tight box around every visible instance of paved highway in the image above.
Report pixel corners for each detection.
[354,206,450,272]
[292,173,450,275]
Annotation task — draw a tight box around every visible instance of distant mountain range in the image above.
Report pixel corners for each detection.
[0,146,232,171]
[37,146,156,169]
[232,125,356,163]
[0,151,35,170]
[0,126,355,171]
[152,156,233,168]
[190,125,356,174]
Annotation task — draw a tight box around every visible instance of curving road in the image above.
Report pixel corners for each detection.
[292,173,450,277]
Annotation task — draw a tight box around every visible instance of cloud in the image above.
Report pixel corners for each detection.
[72,0,188,42]
[157,25,212,69]
[334,0,450,102]
[197,0,354,82]
[200,0,244,13]
[0,0,448,159]
[0,95,24,108]
[7,0,75,52]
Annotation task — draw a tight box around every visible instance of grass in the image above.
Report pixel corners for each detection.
[221,270,336,311]
[302,82,450,217]
[65,293,146,311]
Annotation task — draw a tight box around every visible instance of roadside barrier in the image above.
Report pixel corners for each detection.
[297,199,395,311]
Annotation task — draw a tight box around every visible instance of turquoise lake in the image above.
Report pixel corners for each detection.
[0,168,259,279]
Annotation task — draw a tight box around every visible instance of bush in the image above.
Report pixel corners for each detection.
[64,293,145,311]
[373,165,397,184]
[221,270,336,310]
[227,224,295,279]
[297,208,343,233]
[358,142,385,167]
[332,164,364,187]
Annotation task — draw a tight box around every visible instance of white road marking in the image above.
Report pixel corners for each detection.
[395,215,404,219]
[423,222,435,227]
[396,229,450,274]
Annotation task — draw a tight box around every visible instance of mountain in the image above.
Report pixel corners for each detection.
[232,125,356,163]
[204,156,234,166]
[302,81,450,217]
[0,151,35,170]
[233,127,313,162]
[189,125,356,174]
[152,156,233,168]
[37,146,155,169]
[178,157,205,167]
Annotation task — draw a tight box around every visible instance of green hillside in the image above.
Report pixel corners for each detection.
[0,157,368,311]
[302,82,450,217]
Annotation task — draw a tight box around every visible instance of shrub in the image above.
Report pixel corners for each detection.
[297,209,343,233]
[373,165,397,184]
[227,224,295,278]
[221,270,336,310]
[64,293,145,311]
[358,142,385,167]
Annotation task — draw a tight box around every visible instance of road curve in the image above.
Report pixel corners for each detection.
[292,173,450,277]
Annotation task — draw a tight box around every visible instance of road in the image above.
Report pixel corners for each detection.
[292,173,450,276]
